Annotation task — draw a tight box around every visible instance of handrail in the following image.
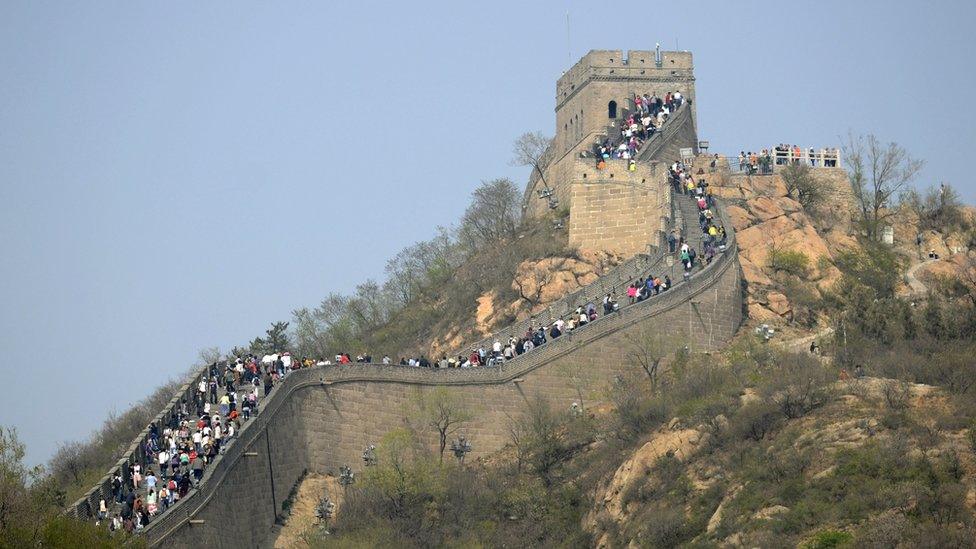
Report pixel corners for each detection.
[724,148,842,175]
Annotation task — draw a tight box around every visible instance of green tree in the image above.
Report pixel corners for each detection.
[249,321,291,355]
[833,243,902,299]
[0,426,130,548]
[923,298,949,340]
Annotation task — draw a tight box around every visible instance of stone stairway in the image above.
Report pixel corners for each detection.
[93,369,279,530]
[675,190,707,254]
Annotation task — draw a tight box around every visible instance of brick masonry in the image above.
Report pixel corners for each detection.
[142,238,742,548]
[568,158,669,256]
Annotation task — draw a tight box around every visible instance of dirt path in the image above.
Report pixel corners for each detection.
[273,474,343,548]
[772,327,834,355]
[905,258,938,297]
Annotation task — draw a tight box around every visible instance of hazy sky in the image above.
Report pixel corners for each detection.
[2,1,974,466]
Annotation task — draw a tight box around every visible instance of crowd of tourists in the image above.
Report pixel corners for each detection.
[98,353,295,532]
[590,90,685,165]
[669,159,729,271]
[737,145,839,174]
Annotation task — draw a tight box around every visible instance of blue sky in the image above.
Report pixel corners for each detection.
[2,1,974,466]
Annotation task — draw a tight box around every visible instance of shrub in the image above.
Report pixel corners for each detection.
[732,401,781,441]
[802,529,853,549]
[768,247,811,278]
[881,379,911,410]
[642,507,688,548]
[781,163,824,209]
[760,353,834,419]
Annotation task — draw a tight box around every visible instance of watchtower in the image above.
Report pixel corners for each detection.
[524,49,698,257]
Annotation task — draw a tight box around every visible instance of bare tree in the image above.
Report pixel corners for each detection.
[625,329,682,392]
[843,133,923,240]
[902,182,964,232]
[512,132,555,192]
[410,388,473,464]
[558,361,594,413]
[458,178,522,249]
[197,346,222,366]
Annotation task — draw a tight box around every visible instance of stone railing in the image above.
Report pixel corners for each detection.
[140,198,738,546]
[726,148,842,175]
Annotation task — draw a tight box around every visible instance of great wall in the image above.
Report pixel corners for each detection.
[66,49,851,547]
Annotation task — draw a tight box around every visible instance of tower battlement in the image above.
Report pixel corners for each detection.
[556,49,694,108]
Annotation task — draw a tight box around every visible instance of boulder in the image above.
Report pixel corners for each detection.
[512,257,602,305]
[748,303,780,321]
[767,292,791,316]
[740,256,773,287]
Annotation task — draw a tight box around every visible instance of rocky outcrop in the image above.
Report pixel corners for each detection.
[510,250,623,313]
[586,427,708,548]
[705,166,855,321]
[428,251,623,357]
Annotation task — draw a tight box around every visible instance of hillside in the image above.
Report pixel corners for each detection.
[276,328,976,548]
[271,156,976,548]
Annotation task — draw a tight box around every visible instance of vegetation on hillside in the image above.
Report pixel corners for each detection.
[284,224,976,547]
[291,175,568,360]
[0,427,138,548]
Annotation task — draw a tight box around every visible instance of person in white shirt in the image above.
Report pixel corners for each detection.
[158,450,170,478]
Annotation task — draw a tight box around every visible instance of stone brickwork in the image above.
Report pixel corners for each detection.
[140,215,742,547]
[143,382,311,548]
[568,158,670,256]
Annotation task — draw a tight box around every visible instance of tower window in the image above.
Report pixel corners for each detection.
[608,100,617,119]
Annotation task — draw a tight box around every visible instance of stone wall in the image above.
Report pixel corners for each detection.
[568,158,670,256]
[141,227,742,547]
